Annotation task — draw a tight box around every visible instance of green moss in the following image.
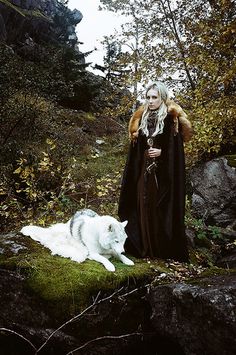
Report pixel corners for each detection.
[186,266,236,286]
[189,246,216,267]
[198,266,236,278]
[2,233,233,319]
[224,154,236,168]
[24,252,153,308]
[0,239,160,317]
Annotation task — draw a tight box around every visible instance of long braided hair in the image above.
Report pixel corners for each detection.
[139,81,169,137]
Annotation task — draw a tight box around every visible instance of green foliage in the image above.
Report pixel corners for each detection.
[185,198,223,242]
[1,91,54,148]
[225,154,236,168]
[101,3,147,102]
[208,226,222,240]
[101,91,134,120]
[26,254,151,311]
[0,45,73,106]
[0,128,127,231]
[0,40,127,231]
[1,139,84,229]
[183,96,236,166]
[67,136,127,218]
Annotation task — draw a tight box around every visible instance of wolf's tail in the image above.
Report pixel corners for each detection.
[20,224,88,263]
[21,225,48,241]
[21,223,68,242]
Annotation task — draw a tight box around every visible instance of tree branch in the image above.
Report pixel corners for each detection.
[160,0,196,91]
[36,286,125,354]
[65,332,143,355]
[1,284,151,354]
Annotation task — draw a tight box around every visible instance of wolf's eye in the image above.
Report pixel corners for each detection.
[115,240,119,243]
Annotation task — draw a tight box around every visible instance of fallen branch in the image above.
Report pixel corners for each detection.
[66,332,143,355]
[1,284,148,354]
[118,283,150,299]
[36,286,124,354]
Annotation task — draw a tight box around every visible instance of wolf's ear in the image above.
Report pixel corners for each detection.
[122,220,128,227]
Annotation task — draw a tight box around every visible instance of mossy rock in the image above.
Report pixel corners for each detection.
[1,232,231,321]
[0,233,167,319]
[186,266,236,287]
[224,154,236,168]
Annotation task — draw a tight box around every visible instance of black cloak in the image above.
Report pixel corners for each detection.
[118,113,189,262]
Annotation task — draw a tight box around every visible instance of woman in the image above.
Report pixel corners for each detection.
[118,81,192,262]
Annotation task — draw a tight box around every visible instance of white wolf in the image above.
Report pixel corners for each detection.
[20,209,134,272]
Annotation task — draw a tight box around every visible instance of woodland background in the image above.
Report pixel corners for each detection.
[0,0,235,234]
[0,2,235,353]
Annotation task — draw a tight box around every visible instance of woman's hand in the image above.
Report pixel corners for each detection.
[148,148,162,158]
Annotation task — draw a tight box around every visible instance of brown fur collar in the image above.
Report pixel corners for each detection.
[129,100,193,142]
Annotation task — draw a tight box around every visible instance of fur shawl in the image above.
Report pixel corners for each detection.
[128,100,193,142]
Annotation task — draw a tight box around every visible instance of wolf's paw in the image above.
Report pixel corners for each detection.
[119,254,134,266]
[124,258,134,266]
[105,263,116,272]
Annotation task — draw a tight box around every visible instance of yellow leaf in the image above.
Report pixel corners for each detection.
[14,167,22,174]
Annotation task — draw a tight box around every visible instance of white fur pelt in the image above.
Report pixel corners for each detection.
[20,209,134,272]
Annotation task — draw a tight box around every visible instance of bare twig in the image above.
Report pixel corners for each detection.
[0,327,37,352]
[1,285,148,355]
[118,282,151,299]
[92,290,101,303]
[118,287,140,299]
[36,286,124,354]
[108,116,126,130]
[65,332,143,355]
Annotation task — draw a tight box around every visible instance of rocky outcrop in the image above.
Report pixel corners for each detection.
[148,274,236,355]
[190,157,236,227]
[0,233,235,355]
[0,0,83,46]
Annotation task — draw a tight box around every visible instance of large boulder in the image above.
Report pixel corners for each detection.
[190,157,236,227]
[0,0,83,46]
[148,274,236,355]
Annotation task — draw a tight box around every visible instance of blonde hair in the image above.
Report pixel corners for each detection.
[139,81,169,137]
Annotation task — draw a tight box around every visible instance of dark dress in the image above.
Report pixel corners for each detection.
[118,111,189,262]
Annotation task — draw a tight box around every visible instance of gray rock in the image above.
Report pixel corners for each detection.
[71,8,83,24]
[11,0,21,6]
[190,157,236,227]
[0,14,7,42]
[148,275,236,355]
[0,0,83,48]
[217,252,236,269]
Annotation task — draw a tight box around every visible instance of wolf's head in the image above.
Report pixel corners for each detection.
[99,218,128,254]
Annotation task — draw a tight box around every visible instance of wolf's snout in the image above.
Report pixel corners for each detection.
[114,244,124,254]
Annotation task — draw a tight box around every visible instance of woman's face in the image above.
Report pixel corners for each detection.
[146,88,162,110]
